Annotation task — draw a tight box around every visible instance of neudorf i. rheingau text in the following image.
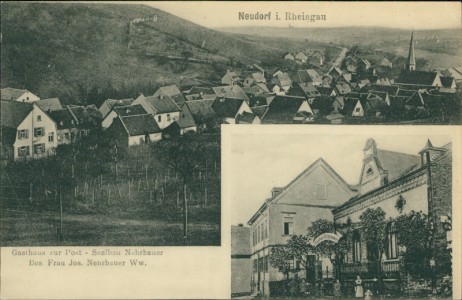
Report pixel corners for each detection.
[238,11,326,22]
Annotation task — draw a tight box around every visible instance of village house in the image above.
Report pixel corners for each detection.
[282,52,295,61]
[395,70,442,89]
[308,50,324,67]
[221,70,242,86]
[175,103,198,134]
[133,94,181,129]
[294,51,308,64]
[184,99,217,131]
[261,95,315,124]
[211,97,252,124]
[212,85,250,103]
[243,72,267,87]
[1,100,57,161]
[294,69,322,86]
[270,72,292,94]
[1,87,40,103]
[287,82,321,101]
[48,108,78,145]
[106,114,162,147]
[153,84,186,106]
[98,98,135,119]
[101,104,148,129]
[236,112,260,124]
[380,57,393,68]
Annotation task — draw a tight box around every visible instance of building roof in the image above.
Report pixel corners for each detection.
[212,97,245,119]
[440,76,455,88]
[145,95,181,114]
[231,225,251,256]
[185,99,216,121]
[177,104,196,129]
[100,98,135,117]
[68,105,102,126]
[49,108,76,129]
[113,104,147,117]
[295,69,321,84]
[1,88,33,101]
[36,98,62,111]
[187,86,216,96]
[396,70,439,86]
[407,31,416,68]
[359,84,399,96]
[250,72,266,83]
[251,105,268,118]
[154,85,186,105]
[317,86,335,96]
[261,95,307,124]
[236,112,257,124]
[212,85,249,102]
[335,83,352,95]
[289,82,320,98]
[119,114,161,136]
[377,149,421,182]
[0,100,33,128]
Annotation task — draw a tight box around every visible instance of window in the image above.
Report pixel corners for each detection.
[18,146,30,157]
[64,132,70,140]
[283,219,294,235]
[263,256,268,272]
[316,184,327,200]
[37,115,42,122]
[355,107,361,113]
[34,144,45,154]
[158,115,162,122]
[352,230,361,263]
[257,225,261,243]
[263,220,267,239]
[34,127,44,137]
[48,132,54,142]
[167,114,171,121]
[367,167,374,176]
[386,222,398,259]
[18,129,28,139]
[253,259,257,272]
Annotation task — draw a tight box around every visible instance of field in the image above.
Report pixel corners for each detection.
[1,211,220,246]
[0,133,221,246]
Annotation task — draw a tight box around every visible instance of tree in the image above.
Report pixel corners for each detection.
[269,245,292,280]
[151,132,211,245]
[359,207,387,279]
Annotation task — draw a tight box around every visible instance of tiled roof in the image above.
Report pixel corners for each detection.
[187,86,215,96]
[113,104,147,117]
[251,72,266,83]
[105,98,135,109]
[231,225,251,256]
[273,72,292,87]
[36,98,62,111]
[1,126,18,145]
[212,97,245,119]
[261,95,307,124]
[212,85,249,102]
[145,95,181,114]
[359,84,399,96]
[177,104,196,129]
[396,70,439,86]
[440,76,455,88]
[377,149,421,182]
[342,98,358,116]
[1,88,30,101]
[236,112,257,124]
[335,83,352,95]
[317,86,335,95]
[251,105,268,118]
[68,105,101,126]
[120,114,161,136]
[49,108,76,129]
[154,85,186,105]
[0,100,33,128]
[185,99,216,121]
[295,69,321,84]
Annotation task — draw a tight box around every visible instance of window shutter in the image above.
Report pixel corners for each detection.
[25,146,30,155]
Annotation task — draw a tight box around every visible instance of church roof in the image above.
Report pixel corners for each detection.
[376,149,421,182]
[407,31,416,68]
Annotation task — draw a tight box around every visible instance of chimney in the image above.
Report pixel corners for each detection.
[238,223,243,227]
[272,187,283,198]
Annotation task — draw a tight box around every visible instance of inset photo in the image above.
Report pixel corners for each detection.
[227,126,457,299]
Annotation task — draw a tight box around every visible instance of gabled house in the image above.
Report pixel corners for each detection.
[287,82,321,101]
[329,67,343,80]
[102,104,147,129]
[236,112,260,124]
[67,105,102,137]
[248,158,357,296]
[270,72,292,95]
[184,99,217,130]
[440,76,457,89]
[99,98,135,119]
[107,114,162,147]
[380,57,393,68]
[317,86,337,97]
[308,50,324,67]
[176,103,197,134]
[48,108,78,145]
[212,97,252,124]
[36,98,63,112]
[294,51,308,63]
[1,88,40,103]
[335,82,352,96]
[1,100,57,161]
[282,52,295,61]
[222,70,242,85]
[243,72,267,87]
[212,85,250,102]
[133,94,181,129]
[395,70,442,88]
[294,69,322,86]
[261,95,315,124]
[153,85,186,106]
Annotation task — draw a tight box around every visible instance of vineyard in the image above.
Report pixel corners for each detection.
[0,134,221,246]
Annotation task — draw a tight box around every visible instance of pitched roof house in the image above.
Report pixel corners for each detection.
[212,97,252,124]
[101,104,148,129]
[36,98,63,112]
[133,94,181,129]
[261,95,315,124]
[1,88,40,103]
[107,114,162,147]
[221,70,242,85]
[294,69,322,86]
[153,85,186,105]
[212,85,250,102]
[1,100,57,161]
[396,70,442,87]
[99,98,135,119]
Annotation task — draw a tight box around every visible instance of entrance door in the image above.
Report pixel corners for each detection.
[306,255,316,283]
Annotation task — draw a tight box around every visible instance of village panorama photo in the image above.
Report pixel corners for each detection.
[228,127,457,299]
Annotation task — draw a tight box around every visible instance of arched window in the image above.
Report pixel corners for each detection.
[386,222,398,259]
[352,230,361,263]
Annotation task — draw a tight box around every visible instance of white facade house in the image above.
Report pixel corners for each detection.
[1,88,40,103]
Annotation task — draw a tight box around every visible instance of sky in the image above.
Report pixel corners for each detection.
[225,126,453,226]
[144,1,461,29]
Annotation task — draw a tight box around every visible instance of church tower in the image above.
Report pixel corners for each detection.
[406,31,416,71]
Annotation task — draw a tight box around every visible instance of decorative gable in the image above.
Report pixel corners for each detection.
[359,138,387,194]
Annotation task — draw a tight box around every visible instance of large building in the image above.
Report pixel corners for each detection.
[247,138,452,297]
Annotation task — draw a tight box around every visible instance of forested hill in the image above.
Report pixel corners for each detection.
[1,3,282,105]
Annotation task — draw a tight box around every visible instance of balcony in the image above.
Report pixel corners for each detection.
[340,260,400,280]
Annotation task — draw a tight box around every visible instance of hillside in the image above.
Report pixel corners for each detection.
[0,3,284,105]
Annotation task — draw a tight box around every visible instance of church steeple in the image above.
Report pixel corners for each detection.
[406,31,416,71]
